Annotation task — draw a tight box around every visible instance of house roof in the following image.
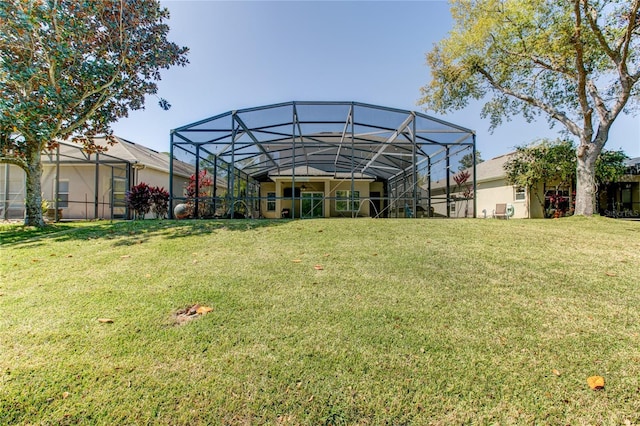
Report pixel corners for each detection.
[43,136,195,179]
[474,152,514,182]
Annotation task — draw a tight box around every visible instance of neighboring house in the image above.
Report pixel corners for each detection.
[599,157,640,218]
[436,153,640,219]
[1,136,200,221]
[473,153,534,219]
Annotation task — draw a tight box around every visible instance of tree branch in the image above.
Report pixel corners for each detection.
[0,156,28,171]
[475,66,582,136]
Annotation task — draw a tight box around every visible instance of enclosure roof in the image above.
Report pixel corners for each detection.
[171,101,475,181]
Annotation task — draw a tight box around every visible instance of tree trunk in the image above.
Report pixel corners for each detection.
[574,145,599,216]
[24,148,45,227]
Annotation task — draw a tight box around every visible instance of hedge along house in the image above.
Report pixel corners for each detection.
[169,101,476,219]
[1,136,198,221]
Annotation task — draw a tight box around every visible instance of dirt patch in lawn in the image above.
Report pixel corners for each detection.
[172,303,213,326]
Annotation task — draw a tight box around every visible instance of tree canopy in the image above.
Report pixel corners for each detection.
[420,0,639,216]
[0,0,188,226]
[458,151,484,171]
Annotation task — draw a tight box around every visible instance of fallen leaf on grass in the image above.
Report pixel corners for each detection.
[292,259,302,263]
[552,369,561,376]
[605,272,617,277]
[587,375,605,390]
[313,265,324,270]
[97,318,114,324]
[196,305,213,315]
[62,392,70,399]
[145,273,151,278]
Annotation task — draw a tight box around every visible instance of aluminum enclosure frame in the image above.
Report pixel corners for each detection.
[170,101,476,219]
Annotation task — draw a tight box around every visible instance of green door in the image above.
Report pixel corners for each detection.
[301,192,324,218]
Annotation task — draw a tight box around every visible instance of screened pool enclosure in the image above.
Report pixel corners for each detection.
[169,101,476,219]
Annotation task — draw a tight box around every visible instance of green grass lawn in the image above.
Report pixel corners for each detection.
[1,217,639,425]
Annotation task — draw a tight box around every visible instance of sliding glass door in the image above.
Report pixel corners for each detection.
[301,192,323,218]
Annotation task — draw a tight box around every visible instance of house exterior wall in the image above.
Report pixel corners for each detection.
[329,180,372,217]
[259,182,278,219]
[259,179,376,218]
[41,163,127,220]
[476,178,530,219]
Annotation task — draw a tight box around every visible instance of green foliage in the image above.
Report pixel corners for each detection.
[505,139,628,188]
[0,0,189,226]
[504,139,574,189]
[595,149,629,184]
[458,150,484,171]
[419,0,639,215]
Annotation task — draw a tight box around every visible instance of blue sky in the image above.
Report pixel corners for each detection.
[112,0,639,160]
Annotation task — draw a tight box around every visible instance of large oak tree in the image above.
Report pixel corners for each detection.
[0,0,188,226]
[419,0,639,216]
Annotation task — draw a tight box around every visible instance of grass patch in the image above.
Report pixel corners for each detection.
[1,217,639,424]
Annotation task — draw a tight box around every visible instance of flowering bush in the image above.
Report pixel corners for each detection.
[184,170,214,218]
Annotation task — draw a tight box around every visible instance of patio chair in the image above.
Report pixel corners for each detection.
[493,203,508,219]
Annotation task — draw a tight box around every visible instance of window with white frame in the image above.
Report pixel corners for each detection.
[335,190,360,211]
[56,180,69,208]
[266,192,276,211]
[515,186,526,201]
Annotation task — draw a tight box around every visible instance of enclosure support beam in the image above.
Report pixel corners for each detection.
[169,132,175,219]
[94,153,99,219]
[472,135,477,218]
[55,144,60,222]
[446,147,450,218]
[360,113,414,175]
[194,145,200,218]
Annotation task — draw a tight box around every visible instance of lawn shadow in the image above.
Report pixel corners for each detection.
[1,219,288,248]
